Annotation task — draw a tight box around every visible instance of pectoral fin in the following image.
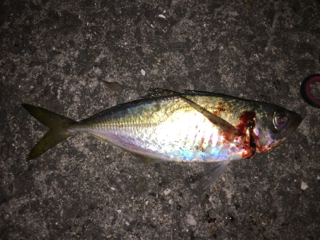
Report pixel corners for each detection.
[203,160,230,189]
[143,89,241,137]
[179,96,241,137]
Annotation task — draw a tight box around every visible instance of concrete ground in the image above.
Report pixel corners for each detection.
[1,0,320,239]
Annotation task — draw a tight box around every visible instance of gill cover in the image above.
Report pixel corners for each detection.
[253,106,302,153]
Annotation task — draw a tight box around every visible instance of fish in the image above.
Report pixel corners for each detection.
[22,89,302,188]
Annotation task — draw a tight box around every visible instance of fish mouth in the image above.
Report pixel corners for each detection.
[287,111,303,135]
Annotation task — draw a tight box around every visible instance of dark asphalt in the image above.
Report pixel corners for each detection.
[1,0,320,239]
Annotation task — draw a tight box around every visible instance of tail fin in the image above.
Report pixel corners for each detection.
[22,104,77,160]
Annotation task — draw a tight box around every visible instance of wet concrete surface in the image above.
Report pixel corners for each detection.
[1,0,320,239]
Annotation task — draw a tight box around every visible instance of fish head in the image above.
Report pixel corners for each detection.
[253,105,302,153]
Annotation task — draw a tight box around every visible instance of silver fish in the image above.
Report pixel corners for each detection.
[23,89,302,187]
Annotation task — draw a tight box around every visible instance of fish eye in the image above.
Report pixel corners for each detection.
[273,112,288,130]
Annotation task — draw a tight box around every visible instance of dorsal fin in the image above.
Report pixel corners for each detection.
[142,88,179,99]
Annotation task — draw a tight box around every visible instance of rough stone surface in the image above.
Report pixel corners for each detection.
[1,0,320,239]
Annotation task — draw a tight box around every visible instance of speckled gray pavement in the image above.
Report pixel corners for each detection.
[1,0,320,239]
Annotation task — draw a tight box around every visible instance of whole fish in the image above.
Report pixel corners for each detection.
[23,89,302,188]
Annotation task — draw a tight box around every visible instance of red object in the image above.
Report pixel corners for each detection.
[300,75,320,108]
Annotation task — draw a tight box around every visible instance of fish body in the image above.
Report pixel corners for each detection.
[72,95,252,162]
[23,90,302,187]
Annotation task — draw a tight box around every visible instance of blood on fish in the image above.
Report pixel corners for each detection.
[219,111,255,145]
[195,137,205,152]
[220,130,234,144]
[212,102,229,116]
[236,111,256,134]
[242,140,255,159]
[252,133,264,153]
[197,137,205,152]
[236,111,269,153]
[233,111,257,159]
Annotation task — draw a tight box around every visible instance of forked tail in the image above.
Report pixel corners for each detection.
[22,104,77,160]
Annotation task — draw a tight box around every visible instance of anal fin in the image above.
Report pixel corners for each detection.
[92,134,157,164]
